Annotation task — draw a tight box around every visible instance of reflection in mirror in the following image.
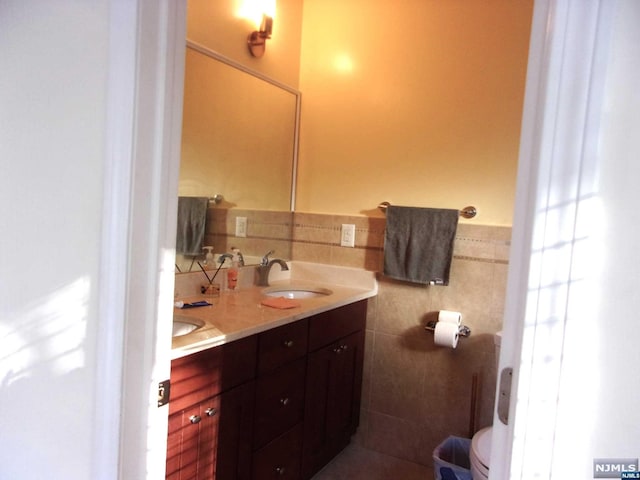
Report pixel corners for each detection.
[176,42,299,273]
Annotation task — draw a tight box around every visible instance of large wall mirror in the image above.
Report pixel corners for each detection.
[176,41,300,272]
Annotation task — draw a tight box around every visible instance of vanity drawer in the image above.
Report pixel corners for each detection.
[252,424,303,480]
[308,300,367,351]
[257,319,308,375]
[253,357,306,449]
[169,335,257,414]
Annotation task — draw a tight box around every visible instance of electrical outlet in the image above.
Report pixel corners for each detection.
[235,217,247,237]
[340,224,356,247]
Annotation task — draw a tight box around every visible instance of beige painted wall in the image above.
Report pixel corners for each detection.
[186,0,532,225]
[297,0,533,225]
[187,0,303,88]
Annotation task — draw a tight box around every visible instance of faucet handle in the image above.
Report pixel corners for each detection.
[261,250,275,266]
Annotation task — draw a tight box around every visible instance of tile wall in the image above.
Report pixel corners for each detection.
[204,208,511,469]
[204,208,294,260]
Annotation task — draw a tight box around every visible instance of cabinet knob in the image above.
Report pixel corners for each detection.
[280,397,290,406]
[283,340,294,348]
[275,466,286,476]
[333,347,342,354]
[340,344,349,351]
[205,407,217,417]
[189,415,201,424]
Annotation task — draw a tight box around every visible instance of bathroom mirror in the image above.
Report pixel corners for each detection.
[176,41,299,271]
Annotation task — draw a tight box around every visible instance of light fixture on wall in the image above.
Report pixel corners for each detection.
[247,13,273,58]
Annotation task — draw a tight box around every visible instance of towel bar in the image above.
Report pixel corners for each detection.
[209,194,224,205]
[378,201,477,219]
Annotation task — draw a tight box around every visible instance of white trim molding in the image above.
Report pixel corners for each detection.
[94,0,186,478]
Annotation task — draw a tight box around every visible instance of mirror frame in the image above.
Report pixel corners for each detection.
[185,40,301,211]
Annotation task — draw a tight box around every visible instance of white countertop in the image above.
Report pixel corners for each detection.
[171,262,378,359]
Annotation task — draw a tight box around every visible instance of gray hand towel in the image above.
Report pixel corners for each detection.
[383,206,459,285]
[176,196,209,255]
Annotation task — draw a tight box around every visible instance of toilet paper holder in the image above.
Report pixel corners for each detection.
[425,320,471,338]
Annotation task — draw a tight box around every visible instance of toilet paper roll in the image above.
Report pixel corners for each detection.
[434,321,459,349]
[438,310,462,326]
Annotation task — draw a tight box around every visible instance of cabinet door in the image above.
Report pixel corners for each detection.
[326,331,364,439]
[167,403,202,480]
[166,382,255,480]
[301,329,365,479]
[216,382,255,480]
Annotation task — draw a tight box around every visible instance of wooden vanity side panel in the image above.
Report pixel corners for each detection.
[307,300,367,352]
[169,335,257,414]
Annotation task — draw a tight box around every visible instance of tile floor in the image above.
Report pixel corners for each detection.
[311,443,434,480]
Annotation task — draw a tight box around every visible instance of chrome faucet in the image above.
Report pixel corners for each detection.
[218,253,233,264]
[256,250,289,286]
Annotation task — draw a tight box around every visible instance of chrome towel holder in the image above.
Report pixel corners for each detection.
[378,201,477,219]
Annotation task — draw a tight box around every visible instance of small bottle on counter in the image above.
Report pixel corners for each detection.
[227,248,241,290]
[203,246,215,269]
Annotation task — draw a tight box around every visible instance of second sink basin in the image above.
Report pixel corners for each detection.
[263,286,333,299]
[173,316,205,337]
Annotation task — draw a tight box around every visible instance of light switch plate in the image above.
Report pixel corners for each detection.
[235,217,247,237]
[340,224,356,247]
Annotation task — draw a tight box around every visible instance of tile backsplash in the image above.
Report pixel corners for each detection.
[203,208,511,468]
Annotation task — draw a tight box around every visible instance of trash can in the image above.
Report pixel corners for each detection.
[432,436,473,480]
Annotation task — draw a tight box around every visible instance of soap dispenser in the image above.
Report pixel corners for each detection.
[203,246,215,269]
[227,248,241,290]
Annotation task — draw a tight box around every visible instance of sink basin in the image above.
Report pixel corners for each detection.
[173,316,204,337]
[263,287,333,299]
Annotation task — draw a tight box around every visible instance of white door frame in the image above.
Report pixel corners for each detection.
[100,0,627,478]
[95,1,186,478]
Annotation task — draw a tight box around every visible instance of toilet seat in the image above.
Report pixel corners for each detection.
[470,427,492,479]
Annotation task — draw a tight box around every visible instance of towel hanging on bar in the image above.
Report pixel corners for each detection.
[383,205,459,285]
[176,196,209,256]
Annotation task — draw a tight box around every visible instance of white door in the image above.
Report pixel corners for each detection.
[491,1,640,478]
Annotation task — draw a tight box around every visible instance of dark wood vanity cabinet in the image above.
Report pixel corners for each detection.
[166,300,367,480]
[166,336,257,480]
[301,301,367,480]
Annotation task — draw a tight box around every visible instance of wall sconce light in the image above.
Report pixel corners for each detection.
[247,14,273,58]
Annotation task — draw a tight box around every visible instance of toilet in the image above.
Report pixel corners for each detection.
[469,331,502,480]
[470,426,492,479]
